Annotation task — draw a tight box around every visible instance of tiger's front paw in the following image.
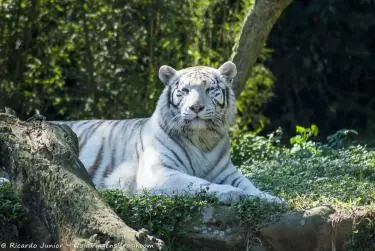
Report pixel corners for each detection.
[216,187,247,204]
[258,192,286,205]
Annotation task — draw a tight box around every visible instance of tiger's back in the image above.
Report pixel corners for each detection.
[65,119,148,187]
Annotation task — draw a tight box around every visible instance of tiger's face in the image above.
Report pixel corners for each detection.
[157,61,237,134]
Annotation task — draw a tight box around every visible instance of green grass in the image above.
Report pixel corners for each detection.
[231,129,375,210]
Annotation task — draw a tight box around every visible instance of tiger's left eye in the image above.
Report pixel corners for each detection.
[181,88,189,94]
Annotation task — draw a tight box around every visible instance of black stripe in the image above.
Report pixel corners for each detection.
[167,85,172,108]
[136,119,147,152]
[105,122,122,178]
[74,120,91,131]
[211,157,230,181]
[79,121,104,152]
[160,153,181,170]
[216,88,226,108]
[156,135,185,168]
[177,141,196,176]
[135,141,141,163]
[103,164,112,179]
[225,87,230,107]
[107,120,122,145]
[158,125,195,176]
[231,176,242,187]
[170,84,180,109]
[212,144,229,168]
[162,163,180,171]
[220,170,237,184]
[88,137,105,177]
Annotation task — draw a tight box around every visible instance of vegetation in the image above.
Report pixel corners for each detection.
[98,126,374,249]
[0,0,272,131]
[232,126,375,209]
[0,182,25,225]
[100,190,218,248]
[1,1,374,136]
[1,126,374,249]
[1,0,374,249]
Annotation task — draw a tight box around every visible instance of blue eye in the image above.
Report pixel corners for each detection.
[181,88,189,94]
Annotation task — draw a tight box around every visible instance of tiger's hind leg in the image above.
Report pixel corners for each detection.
[103,161,137,195]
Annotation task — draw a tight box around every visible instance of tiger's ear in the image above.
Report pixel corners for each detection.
[159,65,177,85]
[218,61,237,80]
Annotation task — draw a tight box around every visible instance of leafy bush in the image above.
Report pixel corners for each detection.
[230,127,284,165]
[100,190,217,248]
[0,182,25,225]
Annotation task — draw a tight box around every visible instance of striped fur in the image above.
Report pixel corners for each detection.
[58,62,283,203]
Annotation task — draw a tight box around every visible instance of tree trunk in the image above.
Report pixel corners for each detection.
[0,111,163,251]
[231,0,292,96]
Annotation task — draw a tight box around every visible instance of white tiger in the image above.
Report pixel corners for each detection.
[60,61,283,204]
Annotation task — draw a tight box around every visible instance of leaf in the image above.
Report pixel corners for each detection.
[311,124,319,136]
[296,125,306,134]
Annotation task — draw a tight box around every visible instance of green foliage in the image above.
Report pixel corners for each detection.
[289,124,319,145]
[230,127,283,165]
[231,197,288,228]
[0,0,271,131]
[289,124,321,157]
[0,182,25,225]
[100,190,217,248]
[0,0,274,132]
[100,189,287,249]
[232,129,375,209]
[349,212,375,251]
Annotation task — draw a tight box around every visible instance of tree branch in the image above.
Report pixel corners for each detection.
[231,0,292,96]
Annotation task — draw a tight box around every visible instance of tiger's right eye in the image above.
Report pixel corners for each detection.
[181,88,189,94]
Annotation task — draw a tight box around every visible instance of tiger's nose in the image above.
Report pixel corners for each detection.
[189,104,205,113]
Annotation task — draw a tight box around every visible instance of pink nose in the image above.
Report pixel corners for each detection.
[189,104,205,113]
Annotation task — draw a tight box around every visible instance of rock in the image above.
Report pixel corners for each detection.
[259,205,356,251]
[176,204,372,251]
[0,222,19,250]
[181,206,246,250]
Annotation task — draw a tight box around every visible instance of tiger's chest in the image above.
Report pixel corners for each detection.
[145,132,230,179]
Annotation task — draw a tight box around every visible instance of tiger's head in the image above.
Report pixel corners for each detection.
[156,61,237,142]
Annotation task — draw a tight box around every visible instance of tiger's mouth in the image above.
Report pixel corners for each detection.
[185,117,204,123]
[183,117,209,130]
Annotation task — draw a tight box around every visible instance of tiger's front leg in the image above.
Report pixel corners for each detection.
[136,167,247,204]
[219,163,285,204]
